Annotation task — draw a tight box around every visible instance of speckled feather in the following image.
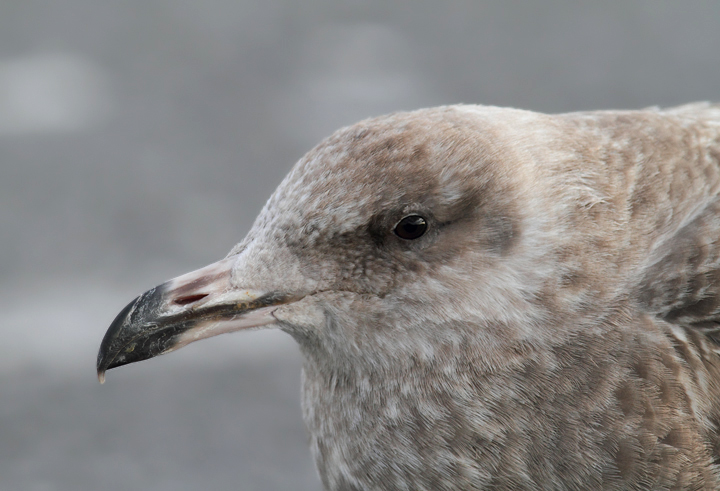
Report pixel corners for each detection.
[226,103,720,490]
[112,103,707,491]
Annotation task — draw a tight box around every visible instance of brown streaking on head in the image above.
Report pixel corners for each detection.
[98,103,720,490]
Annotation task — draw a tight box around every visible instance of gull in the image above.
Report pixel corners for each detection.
[98,103,720,490]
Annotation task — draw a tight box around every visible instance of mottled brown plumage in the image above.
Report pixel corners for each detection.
[99,103,720,490]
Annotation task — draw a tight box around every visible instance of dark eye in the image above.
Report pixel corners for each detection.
[393,215,427,240]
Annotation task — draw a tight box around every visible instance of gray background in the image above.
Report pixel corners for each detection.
[2,1,719,490]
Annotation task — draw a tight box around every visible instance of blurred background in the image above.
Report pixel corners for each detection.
[2,1,719,489]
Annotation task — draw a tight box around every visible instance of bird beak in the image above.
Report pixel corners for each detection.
[96,256,289,383]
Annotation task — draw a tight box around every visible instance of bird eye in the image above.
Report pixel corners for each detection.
[393,215,427,240]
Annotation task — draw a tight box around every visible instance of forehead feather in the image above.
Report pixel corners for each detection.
[266,105,538,233]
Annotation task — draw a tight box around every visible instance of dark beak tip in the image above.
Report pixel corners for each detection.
[96,284,187,383]
[96,295,142,384]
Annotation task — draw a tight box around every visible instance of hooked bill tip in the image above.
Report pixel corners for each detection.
[97,370,106,384]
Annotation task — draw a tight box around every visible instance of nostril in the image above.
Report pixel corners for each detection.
[174,293,209,306]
